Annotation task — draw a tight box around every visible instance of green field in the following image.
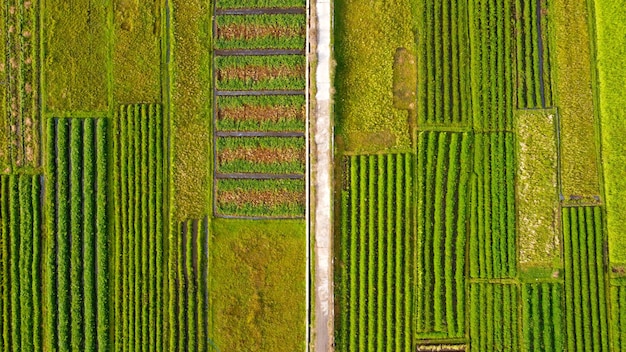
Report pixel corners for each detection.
[2,0,626,350]
[0,0,308,351]
[334,0,625,350]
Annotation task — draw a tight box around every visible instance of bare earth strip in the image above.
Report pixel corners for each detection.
[314,0,333,350]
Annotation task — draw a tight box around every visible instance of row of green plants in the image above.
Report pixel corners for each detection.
[415,132,471,338]
[469,132,516,279]
[44,117,109,352]
[113,104,166,352]
[337,154,414,352]
[168,218,210,352]
[215,14,306,50]
[216,178,305,217]
[216,0,305,9]
[522,283,564,352]
[469,283,519,351]
[216,95,306,132]
[0,175,42,351]
[416,0,472,127]
[215,55,306,91]
[468,0,514,131]
[562,207,610,351]
[513,0,553,108]
[610,285,626,351]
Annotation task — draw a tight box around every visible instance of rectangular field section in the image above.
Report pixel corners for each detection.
[515,110,560,272]
[44,117,110,351]
[415,131,471,339]
[336,153,414,352]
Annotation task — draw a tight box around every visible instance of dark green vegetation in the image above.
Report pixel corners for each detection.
[337,154,414,351]
[113,104,166,351]
[44,118,110,351]
[335,0,622,350]
[0,0,308,351]
[0,175,43,351]
[416,132,471,338]
[469,283,519,352]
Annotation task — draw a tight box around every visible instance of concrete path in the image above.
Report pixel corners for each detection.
[313,0,333,350]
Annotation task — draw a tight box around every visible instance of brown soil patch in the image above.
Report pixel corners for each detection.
[219,105,305,123]
[218,65,304,82]
[218,24,304,41]
[219,147,304,165]
[219,189,304,208]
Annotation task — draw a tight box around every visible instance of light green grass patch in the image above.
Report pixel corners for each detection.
[334,0,416,153]
[593,0,626,264]
[550,0,601,199]
[515,109,561,271]
[113,0,162,103]
[210,218,306,351]
[43,1,110,112]
[171,0,213,220]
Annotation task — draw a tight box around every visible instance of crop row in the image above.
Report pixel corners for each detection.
[336,153,413,352]
[216,95,306,132]
[0,175,42,351]
[5,0,40,168]
[216,14,306,50]
[610,285,626,351]
[415,132,471,338]
[469,283,519,351]
[168,218,210,352]
[44,117,110,352]
[562,207,610,351]
[215,55,306,91]
[113,104,165,352]
[521,283,564,352]
[469,132,516,279]
[216,178,305,217]
[513,0,553,108]
[216,136,305,174]
[468,0,514,130]
[216,0,305,9]
[416,0,471,126]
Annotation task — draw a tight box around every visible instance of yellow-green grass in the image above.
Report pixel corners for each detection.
[113,0,162,103]
[593,0,626,264]
[550,0,601,199]
[43,1,110,112]
[0,2,9,171]
[210,218,306,351]
[334,0,416,153]
[514,109,561,272]
[170,0,212,220]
